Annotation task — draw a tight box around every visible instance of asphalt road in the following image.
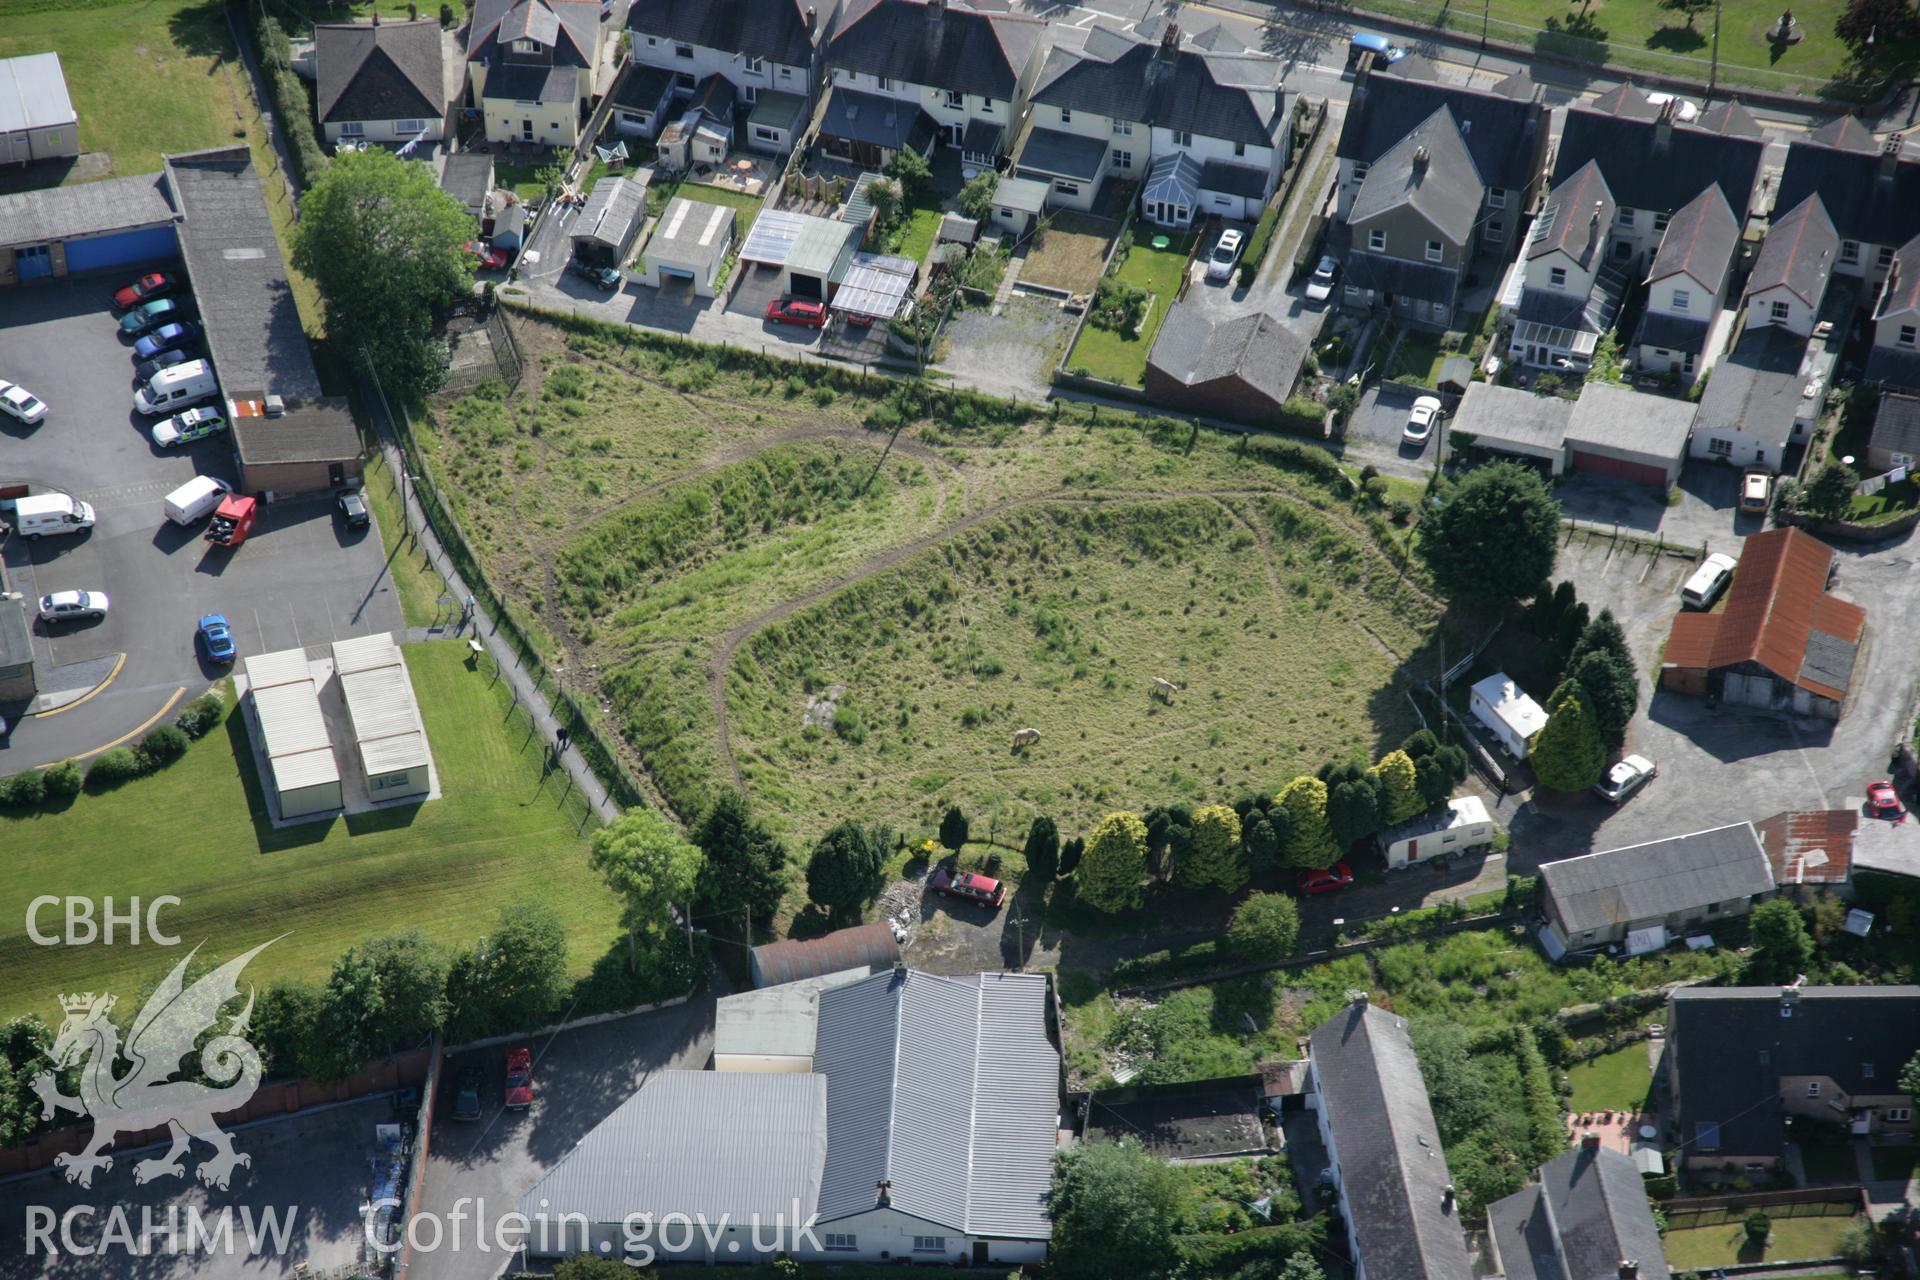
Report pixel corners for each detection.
[0,276,406,771]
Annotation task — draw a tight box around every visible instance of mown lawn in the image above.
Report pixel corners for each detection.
[1661,1211,1860,1268]
[0,642,620,1019]
[1068,227,1197,386]
[1565,1044,1653,1113]
[1021,212,1117,295]
[363,449,453,629]
[675,182,765,234]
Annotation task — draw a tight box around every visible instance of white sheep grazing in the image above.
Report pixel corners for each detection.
[1011,727,1041,749]
[1152,677,1181,699]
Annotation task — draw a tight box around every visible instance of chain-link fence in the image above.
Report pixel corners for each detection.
[440,304,524,393]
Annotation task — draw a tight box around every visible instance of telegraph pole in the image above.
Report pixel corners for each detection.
[1708,0,1723,97]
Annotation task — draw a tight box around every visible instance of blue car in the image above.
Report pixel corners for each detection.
[119,297,179,335]
[135,322,201,361]
[197,613,236,663]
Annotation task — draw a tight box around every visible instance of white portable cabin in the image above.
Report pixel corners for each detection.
[1470,673,1548,759]
[1379,796,1496,869]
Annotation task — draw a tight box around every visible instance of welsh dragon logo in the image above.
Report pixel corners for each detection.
[31,940,276,1190]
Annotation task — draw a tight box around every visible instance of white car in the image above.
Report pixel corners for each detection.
[1404,395,1443,443]
[0,379,47,426]
[1594,754,1658,804]
[1681,552,1738,608]
[1304,255,1338,303]
[1646,92,1700,121]
[38,589,110,623]
[1206,228,1245,281]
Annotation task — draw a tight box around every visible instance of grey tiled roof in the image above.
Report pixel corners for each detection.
[1487,1146,1671,1280]
[1030,25,1284,149]
[572,175,646,250]
[612,62,676,112]
[1647,185,1737,293]
[0,172,176,248]
[1147,309,1306,403]
[1016,127,1107,181]
[164,147,321,401]
[625,0,821,68]
[1309,1003,1473,1280]
[468,0,598,66]
[960,117,1004,157]
[1517,287,1605,336]
[820,88,936,152]
[1749,194,1837,306]
[1871,390,1920,456]
[483,60,578,102]
[1451,380,1572,453]
[1669,986,1920,1160]
[1200,159,1270,199]
[1865,345,1920,392]
[1336,56,1545,195]
[1695,325,1810,452]
[830,0,1045,100]
[1564,382,1695,459]
[1343,251,1460,306]
[1349,106,1482,247]
[1540,821,1773,936]
[1802,626,1860,696]
[1552,99,1767,221]
[514,1071,827,1236]
[813,968,1057,1240]
[1633,311,1711,355]
[315,20,443,124]
[439,152,494,218]
[1774,132,1920,251]
[1529,159,1613,266]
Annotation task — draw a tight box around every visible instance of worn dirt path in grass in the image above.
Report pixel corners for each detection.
[705,485,1378,791]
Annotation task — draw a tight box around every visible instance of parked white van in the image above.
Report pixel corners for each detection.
[14,492,97,538]
[134,360,218,416]
[162,474,231,526]
[1681,553,1738,609]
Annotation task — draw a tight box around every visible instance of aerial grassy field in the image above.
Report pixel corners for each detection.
[0,643,620,1020]
[415,311,1443,859]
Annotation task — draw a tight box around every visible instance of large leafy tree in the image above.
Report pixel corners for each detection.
[1402,729,1470,804]
[806,820,888,924]
[0,1017,55,1146]
[1321,760,1384,850]
[1837,0,1918,49]
[692,790,789,927]
[1417,462,1561,603]
[1181,804,1246,893]
[358,930,449,1048]
[1800,460,1860,520]
[939,805,970,854]
[446,901,571,1041]
[1241,806,1284,876]
[591,810,704,968]
[1529,691,1607,792]
[1372,749,1425,824]
[1048,1141,1188,1280]
[1024,816,1061,883]
[1748,898,1815,980]
[311,948,386,1082]
[1227,892,1301,964]
[1564,648,1639,753]
[1276,775,1339,869]
[291,149,474,398]
[1078,812,1150,912]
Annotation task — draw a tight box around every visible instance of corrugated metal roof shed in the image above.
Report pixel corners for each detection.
[253,680,333,758]
[271,744,342,790]
[1755,809,1855,885]
[244,648,317,691]
[833,252,915,319]
[515,1071,826,1231]
[1540,822,1775,935]
[751,922,898,986]
[788,215,860,280]
[739,207,807,266]
[332,630,400,676]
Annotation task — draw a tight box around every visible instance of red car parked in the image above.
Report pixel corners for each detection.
[1297,863,1355,895]
[464,241,510,271]
[929,866,1006,909]
[766,296,828,327]
[503,1047,533,1110]
[1867,780,1906,821]
[113,273,177,311]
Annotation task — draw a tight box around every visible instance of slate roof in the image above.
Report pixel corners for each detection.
[572,174,646,250]
[1147,309,1306,405]
[830,0,1045,100]
[1563,382,1695,460]
[1337,54,1544,195]
[1541,822,1774,937]
[1517,286,1606,336]
[1749,195,1837,306]
[483,61,579,103]
[1487,1146,1671,1280]
[1349,106,1482,247]
[439,151,494,219]
[1871,389,1920,457]
[1530,159,1613,266]
[1807,112,1877,153]
[1774,132,1920,250]
[1647,185,1738,292]
[1669,986,1920,1160]
[1552,96,1767,221]
[1016,127,1108,181]
[315,20,443,124]
[467,0,598,65]
[1199,160,1270,199]
[960,116,1004,157]
[612,62,675,112]
[1876,233,1920,321]
[1754,809,1857,886]
[164,147,321,401]
[1692,325,1811,455]
[1695,99,1765,138]
[1451,381,1573,454]
[1660,527,1865,702]
[1344,252,1460,306]
[0,172,176,248]
[751,921,898,986]
[1308,1003,1473,1280]
[813,968,1058,1240]
[1866,346,1920,392]
[625,0,822,68]
[1633,311,1712,355]
[1029,24,1284,149]
[515,1071,827,1240]
[0,52,76,132]
[820,87,936,153]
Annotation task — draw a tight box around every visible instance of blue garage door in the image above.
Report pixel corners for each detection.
[63,225,179,273]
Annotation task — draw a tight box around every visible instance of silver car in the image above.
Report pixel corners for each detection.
[38,589,110,622]
[1594,755,1658,804]
[1304,255,1338,303]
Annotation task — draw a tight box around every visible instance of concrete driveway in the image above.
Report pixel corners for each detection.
[408,994,717,1279]
[1556,460,1757,554]
[1493,525,1920,869]
[0,277,404,771]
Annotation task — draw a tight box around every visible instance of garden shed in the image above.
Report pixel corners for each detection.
[738,209,860,301]
[988,177,1047,238]
[571,175,648,267]
[639,196,734,297]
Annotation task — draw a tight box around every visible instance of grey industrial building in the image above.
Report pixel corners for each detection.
[1539,822,1776,957]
